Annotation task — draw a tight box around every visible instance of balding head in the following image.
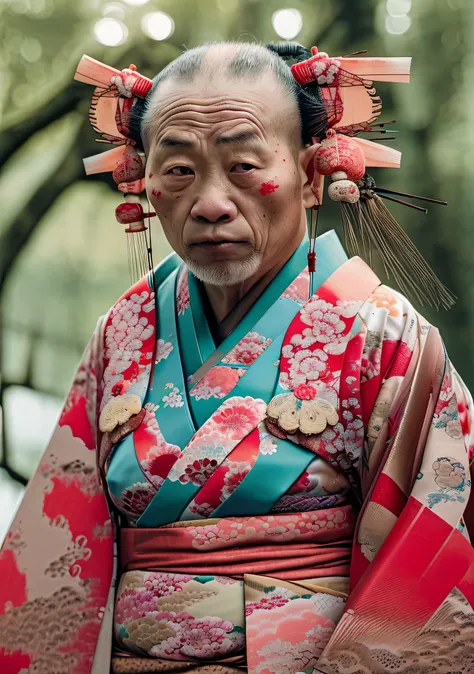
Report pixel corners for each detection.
[139,43,302,154]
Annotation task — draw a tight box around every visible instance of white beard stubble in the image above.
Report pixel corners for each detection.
[183,251,262,286]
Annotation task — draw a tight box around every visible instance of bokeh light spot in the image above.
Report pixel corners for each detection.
[141,11,175,41]
[272,8,303,40]
[385,14,411,35]
[386,0,412,17]
[93,17,128,47]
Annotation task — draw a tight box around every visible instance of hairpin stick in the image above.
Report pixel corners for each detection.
[342,50,369,57]
[364,129,399,134]
[374,187,447,206]
[373,119,397,126]
[377,193,428,213]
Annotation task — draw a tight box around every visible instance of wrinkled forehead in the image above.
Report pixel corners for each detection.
[142,69,300,153]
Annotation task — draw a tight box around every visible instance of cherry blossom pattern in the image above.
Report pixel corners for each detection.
[281,269,310,303]
[111,481,155,518]
[183,460,252,513]
[168,398,265,486]
[188,507,354,550]
[143,572,193,596]
[176,268,190,315]
[310,56,341,85]
[101,280,155,409]
[212,397,267,442]
[116,608,244,660]
[222,332,272,366]
[245,588,294,617]
[259,430,277,455]
[279,346,329,389]
[162,385,184,408]
[299,297,361,355]
[141,441,182,491]
[183,428,261,518]
[220,461,252,501]
[190,366,246,400]
[148,613,244,660]
[114,571,245,660]
[155,339,172,364]
[278,296,361,392]
[246,590,344,674]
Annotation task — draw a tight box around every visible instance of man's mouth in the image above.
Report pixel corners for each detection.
[189,239,250,247]
[187,239,252,258]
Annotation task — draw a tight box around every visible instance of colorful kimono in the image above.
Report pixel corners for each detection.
[1,230,473,674]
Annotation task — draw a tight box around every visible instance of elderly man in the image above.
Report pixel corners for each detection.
[1,42,473,674]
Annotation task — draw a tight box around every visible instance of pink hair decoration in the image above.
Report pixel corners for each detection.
[294,46,453,309]
[74,56,155,281]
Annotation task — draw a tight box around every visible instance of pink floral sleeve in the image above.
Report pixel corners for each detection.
[0,317,114,674]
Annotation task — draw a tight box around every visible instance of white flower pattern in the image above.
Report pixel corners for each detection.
[155,339,173,364]
[162,386,184,408]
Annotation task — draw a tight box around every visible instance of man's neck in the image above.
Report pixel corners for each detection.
[202,241,301,340]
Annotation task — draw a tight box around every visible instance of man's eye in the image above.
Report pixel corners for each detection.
[231,163,256,173]
[167,166,194,176]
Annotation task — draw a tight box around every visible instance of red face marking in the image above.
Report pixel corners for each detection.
[148,172,153,178]
[260,180,279,196]
[283,159,286,162]
[152,189,162,198]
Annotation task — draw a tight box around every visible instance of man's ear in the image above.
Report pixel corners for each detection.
[299,143,322,209]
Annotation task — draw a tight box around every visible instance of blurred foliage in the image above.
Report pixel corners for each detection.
[0,0,473,482]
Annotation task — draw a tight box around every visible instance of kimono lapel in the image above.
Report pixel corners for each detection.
[185,231,349,428]
[135,253,380,527]
[208,257,381,518]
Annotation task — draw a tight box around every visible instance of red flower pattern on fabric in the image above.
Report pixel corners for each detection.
[190,366,245,400]
[213,402,264,441]
[223,332,272,366]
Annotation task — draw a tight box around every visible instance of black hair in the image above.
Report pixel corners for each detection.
[129,41,328,149]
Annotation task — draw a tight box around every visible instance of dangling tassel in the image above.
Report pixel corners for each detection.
[340,179,455,309]
[113,146,156,283]
[116,195,156,283]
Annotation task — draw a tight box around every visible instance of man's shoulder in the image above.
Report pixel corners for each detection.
[360,282,434,339]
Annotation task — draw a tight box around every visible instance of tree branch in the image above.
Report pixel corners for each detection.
[0,42,159,167]
[0,120,101,288]
[0,82,85,167]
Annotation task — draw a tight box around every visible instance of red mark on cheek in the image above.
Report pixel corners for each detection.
[152,189,162,198]
[283,159,286,162]
[260,180,279,196]
[148,172,153,178]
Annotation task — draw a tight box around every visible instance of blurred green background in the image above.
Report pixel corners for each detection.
[0,0,472,537]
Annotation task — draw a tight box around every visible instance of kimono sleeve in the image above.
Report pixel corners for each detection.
[0,316,114,674]
[318,303,474,671]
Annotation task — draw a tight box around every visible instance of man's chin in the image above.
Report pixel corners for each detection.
[184,254,262,286]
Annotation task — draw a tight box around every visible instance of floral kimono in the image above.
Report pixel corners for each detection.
[1,230,473,674]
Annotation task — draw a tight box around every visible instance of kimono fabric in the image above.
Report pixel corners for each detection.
[0,230,473,674]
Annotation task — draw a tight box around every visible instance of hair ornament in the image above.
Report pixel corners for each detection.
[74,55,155,283]
[290,45,454,309]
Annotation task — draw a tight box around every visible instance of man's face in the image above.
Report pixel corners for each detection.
[145,69,314,286]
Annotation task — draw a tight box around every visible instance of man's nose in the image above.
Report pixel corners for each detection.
[190,189,238,224]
